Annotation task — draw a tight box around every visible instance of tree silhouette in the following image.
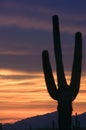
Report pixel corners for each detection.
[42,15,82,130]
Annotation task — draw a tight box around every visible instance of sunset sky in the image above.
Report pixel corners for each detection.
[0,0,86,124]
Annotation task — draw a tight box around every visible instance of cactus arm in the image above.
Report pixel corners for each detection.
[53,15,67,87]
[70,32,82,101]
[42,50,59,100]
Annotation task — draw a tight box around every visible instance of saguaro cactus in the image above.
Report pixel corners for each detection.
[42,15,82,130]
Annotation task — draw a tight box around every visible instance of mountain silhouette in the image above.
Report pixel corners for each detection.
[3,111,86,130]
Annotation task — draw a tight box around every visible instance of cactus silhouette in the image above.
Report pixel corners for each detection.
[42,15,82,130]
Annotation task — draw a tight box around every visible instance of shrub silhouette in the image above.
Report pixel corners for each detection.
[42,15,82,130]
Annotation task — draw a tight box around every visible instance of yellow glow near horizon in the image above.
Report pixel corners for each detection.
[0,69,85,124]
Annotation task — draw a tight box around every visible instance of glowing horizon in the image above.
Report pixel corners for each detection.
[0,69,85,124]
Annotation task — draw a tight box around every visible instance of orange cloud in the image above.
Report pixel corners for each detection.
[0,69,85,123]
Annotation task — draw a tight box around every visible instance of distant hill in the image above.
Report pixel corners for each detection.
[3,111,86,130]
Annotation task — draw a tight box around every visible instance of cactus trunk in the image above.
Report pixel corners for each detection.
[42,15,82,130]
[58,100,72,130]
